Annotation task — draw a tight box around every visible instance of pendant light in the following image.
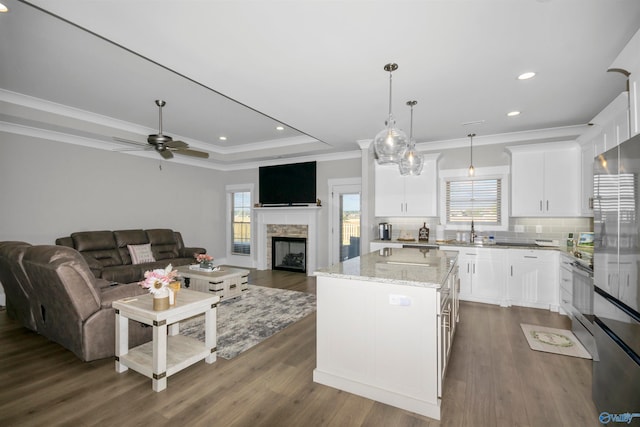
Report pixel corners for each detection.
[399,100,424,175]
[468,133,476,176]
[374,63,409,164]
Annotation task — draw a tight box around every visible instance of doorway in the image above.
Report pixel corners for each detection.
[329,179,361,265]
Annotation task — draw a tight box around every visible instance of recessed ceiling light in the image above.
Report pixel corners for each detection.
[0,3,8,12]
[507,111,521,117]
[276,126,284,131]
[219,136,227,141]
[517,72,536,80]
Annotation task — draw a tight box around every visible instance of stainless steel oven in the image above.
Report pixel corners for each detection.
[570,261,597,358]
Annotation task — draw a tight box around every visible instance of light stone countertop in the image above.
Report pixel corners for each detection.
[314,247,458,288]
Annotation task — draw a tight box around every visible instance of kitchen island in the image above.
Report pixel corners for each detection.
[313,247,459,420]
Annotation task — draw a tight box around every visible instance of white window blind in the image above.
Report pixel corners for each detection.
[446,178,502,225]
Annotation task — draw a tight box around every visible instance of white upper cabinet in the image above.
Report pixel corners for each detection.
[578,92,630,216]
[609,27,640,138]
[508,142,581,217]
[590,92,630,157]
[374,154,439,217]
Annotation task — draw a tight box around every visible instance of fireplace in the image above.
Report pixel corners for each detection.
[272,237,307,273]
[254,206,320,276]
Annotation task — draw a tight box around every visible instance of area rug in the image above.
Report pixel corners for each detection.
[520,323,591,359]
[180,285,316,359]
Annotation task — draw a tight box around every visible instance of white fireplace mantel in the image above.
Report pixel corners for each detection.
[254,206,320,275]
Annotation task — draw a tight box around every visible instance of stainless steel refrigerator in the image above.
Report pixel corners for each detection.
[592,133,640,414]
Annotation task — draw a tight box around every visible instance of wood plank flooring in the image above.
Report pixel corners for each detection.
[0,268,602,426]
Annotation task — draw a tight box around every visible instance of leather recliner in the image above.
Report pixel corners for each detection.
[0,241,37,331]
[21,245,152,361]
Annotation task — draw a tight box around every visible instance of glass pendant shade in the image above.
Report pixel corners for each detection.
[399,143,424,175]
[399,100,423,175]
[374,119,408,164]
[374,63,409,164]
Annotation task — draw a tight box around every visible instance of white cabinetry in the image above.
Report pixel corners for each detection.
[609,27,640,137]
[314,274,446,420]
[590,92,630,157]
[507,249,558,310]
[374,154,438,217]
[508,142,580,217]
[630,73,640,137]
[580,140,595,215]
[441,246,507,306]
[559,253,574,316]
[579,92,629,216]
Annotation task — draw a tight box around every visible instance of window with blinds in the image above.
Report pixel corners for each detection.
[231,191,251,255]
[446,178,502,225]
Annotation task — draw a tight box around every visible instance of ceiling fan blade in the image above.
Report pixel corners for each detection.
[166,140,188,149]
[113,146,154,152]
[157,148,173,159]
[173,148,209,159]
[113,136,147,147]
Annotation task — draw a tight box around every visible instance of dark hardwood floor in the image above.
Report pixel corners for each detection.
[0,268,601,426]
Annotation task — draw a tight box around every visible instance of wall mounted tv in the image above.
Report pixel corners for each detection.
[259,161,317,206]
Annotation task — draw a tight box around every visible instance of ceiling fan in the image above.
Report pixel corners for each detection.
[113,100,209,160]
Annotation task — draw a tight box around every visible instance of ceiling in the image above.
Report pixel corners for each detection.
[2,0,640,170]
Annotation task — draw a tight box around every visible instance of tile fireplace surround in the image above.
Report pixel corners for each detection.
[254,206,320,276]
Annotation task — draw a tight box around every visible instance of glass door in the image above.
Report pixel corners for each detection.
[338,192,361,262]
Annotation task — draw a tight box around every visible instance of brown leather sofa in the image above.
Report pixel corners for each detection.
[56,228,205,283]
[1,242,152,361]
[0,241,37,331]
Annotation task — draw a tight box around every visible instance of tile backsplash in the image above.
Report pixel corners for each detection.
[379,217,594,245]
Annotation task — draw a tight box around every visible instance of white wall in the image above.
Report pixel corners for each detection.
[222,157,362,270]
[0,133,362,279]
[0,132,226,256]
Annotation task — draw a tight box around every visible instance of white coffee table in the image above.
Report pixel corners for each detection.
[175,265,250,301]
[113,289,219,392]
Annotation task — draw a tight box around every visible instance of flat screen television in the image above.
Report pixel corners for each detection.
[259,161,317,205]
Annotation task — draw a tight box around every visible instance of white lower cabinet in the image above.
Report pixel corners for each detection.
[441,247,507,306]
[507,249,559,310]
[559,253,574,316]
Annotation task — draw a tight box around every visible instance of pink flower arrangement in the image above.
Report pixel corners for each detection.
[195,253,213,263]
[140,264,178,295]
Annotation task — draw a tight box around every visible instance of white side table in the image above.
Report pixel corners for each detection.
[113,289,219,392]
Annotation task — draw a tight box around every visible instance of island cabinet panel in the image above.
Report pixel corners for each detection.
[314,276,441,420]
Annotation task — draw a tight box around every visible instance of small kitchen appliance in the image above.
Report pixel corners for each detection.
[378,223,392,240]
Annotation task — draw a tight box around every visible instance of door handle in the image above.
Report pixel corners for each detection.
[540,200,543,211]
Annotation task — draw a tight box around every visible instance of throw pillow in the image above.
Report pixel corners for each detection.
[127,244,156,264]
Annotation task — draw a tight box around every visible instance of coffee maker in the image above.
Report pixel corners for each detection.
[378,223,392,240]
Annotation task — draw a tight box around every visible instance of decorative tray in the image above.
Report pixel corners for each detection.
[188,265,222,272]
